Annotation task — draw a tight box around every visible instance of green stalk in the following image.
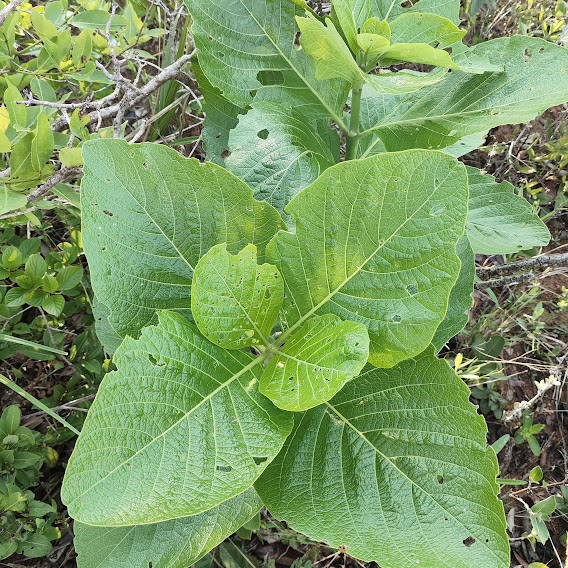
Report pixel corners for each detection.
[345,80,363,161]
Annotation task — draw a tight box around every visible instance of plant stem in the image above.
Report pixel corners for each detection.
[345,80,363,161]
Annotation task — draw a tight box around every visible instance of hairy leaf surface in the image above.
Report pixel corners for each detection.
[193,62,247,165]
[466,166,550,254]
[260,314,369,411]
[192,244,284,349]
[431,236,474,351]
[185,0,349,122]
[348,0,460,25]
[359,37,568,153]
[256,348,508,568]
[62,311,292,526]
[226,103,337,217]
[268,150,467,367]
[81,139,284,345]
[74,489,262,568]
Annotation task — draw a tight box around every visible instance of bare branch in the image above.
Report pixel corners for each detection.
[474,253,568,288]
[0,0,25,27]
[474,268,567,289]
[477,253,568,277]
[51,54,193,133]
[26,166,82,202]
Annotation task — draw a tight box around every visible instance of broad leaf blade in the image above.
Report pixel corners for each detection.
[466,166,550,254]
[256,348,509,568]
[432,236,475,352]
[226,102,337,217]
[388,12,464,46]
[296,14,363,83]
[260,314,369,411]
[74,489,262,568]
[62,311,292,525]
[185,0,349,121]
[268,150,468,368]
[193,62,247,165]
[335,0,460,27]
[81,139,284,346]
[192,244,284,349]
[361,37,568,153]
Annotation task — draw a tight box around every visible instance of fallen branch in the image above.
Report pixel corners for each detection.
[0,0,25,27]
[0,166,82,220]
[474,253,568,289]
[502,357,565,422]
[51,53,193,132]
[477,253,568,277]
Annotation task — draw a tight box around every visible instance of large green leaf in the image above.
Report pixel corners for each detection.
[192,244,284,349]
[61,311,292,526]
[256,348,509,568]
[184,0,349,123]
[193,62,247,165]
[81,139,284,344]
[388,12,464,46]
[348,0,460,25]
[260,314,369,411]
[267,150,468,368]
[359,37,568,153]
[431,236,475,352]
[466,166,550,255]
[226,102,337,217]
[74,489,262,568]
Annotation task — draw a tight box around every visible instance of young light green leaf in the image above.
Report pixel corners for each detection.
[366,67,448,95]
[184,0,349,124]
[0,186,26,215]
[4,80,26,130]
[226,102,337,217]
[256,347,508,568]
[260,314,369,411]
[360,37,568,153]
[357,33,390,67]
[466,166,550,254]
[332,0,359,52]
[192,244,284,349]
[377,42,460,68]
[62,311,292,526]
[31,113,54,172]
[193,62,247,165]
[59,147,84,167]
[268,150,467,368]
[81,139,284,344]
[74,489,263,568]
[72,29,92,68]
[362,17,391,38]
[296,14,364,83]
[431,236,475,352]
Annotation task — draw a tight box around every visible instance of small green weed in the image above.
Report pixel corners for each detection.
[0,404,61,560]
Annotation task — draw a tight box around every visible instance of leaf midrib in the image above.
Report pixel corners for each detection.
[65,350,267,508]
[94,154,196,276]
[238,1,347,130]
[276,157,458,346]
[323,400,503,562]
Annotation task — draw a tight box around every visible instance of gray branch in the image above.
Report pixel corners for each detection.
[0,0,25,27]
[475,253,568,289]
[51,54,193,132]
